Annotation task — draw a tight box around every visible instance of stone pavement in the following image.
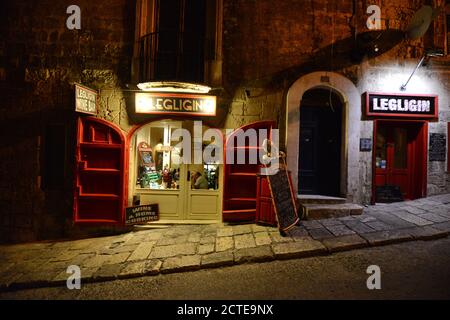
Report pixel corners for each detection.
[1,194,450,291]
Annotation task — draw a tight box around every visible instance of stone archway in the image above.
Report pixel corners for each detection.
[286,72,361,202]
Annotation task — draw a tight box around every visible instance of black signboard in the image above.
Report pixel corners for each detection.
[429,133,446,162]
[360,138,372,152]
[125,204,159,225]
[266,167,299,233]
[376,185,404,203]
[364,92,438,119]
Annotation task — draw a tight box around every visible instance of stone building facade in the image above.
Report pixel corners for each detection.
[0,0,449,242]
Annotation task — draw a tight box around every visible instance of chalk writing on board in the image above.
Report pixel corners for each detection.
[429,133,446,162]
[267,168,299,232]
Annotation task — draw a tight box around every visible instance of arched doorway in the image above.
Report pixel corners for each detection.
[298,88,343,196]
[286,72,362,203]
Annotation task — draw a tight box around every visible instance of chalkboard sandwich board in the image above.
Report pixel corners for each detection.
[375,185,403,203]
[265,162,300,235]
[125,204,159,225]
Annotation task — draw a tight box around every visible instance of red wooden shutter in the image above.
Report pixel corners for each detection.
[223,121,276,222]
[74,117,126,224]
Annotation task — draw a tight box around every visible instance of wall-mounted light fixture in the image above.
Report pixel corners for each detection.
[137,81,211,94]
[400,49,444,91]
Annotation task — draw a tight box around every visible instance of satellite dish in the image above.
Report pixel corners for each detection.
[406,5,440,40]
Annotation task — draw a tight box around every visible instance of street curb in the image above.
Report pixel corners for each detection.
[360,230,415,247]
[321,235,369,253]
[1,233,449,293]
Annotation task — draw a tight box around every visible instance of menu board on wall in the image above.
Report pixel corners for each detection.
[75,84,98,115]
[429,133,446,162]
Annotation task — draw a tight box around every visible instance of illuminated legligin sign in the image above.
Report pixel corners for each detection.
[364,92,438,119]
[135,92,216,116]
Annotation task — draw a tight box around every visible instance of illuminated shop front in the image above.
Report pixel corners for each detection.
[367,92,438,203]
[285,70,447,206]
[128,118,223,222]
[73,89,225,225]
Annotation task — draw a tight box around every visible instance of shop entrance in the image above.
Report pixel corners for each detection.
[374,120,427,202]
[128,120,223,222]
[298,88,343,196]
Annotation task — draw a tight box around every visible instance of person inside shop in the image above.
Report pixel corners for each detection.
[191,171,209,189]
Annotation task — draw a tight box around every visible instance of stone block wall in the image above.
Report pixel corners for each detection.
[0,0,134,242]
[221,0,449,204]
[0,0,448,241]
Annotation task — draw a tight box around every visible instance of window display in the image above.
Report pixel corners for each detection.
[134,120,220,191]
[129,119,223,221]
[190,164,219,190]
[135,122,181,190]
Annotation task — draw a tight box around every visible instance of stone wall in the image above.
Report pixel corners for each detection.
[358,59,450,200]
[221,0,450,204]
[221,0,437,128]
[0,0,134,242]
[0,0,448,242]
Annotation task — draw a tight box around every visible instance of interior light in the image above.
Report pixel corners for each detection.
[137,81,212,94]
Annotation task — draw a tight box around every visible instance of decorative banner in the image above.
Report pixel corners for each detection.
[364,92,438,119]
[75,84,97,115]
[135,92,216,116]
[125,204,159,225]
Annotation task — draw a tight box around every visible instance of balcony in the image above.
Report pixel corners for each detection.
[137,31,211,84]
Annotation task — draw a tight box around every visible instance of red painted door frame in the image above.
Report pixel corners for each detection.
[372,119,428,204]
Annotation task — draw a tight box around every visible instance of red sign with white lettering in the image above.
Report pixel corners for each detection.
[364,92,438,119]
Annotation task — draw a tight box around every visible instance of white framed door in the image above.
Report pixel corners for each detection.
[185,163,223,221]
[128,119,223,222]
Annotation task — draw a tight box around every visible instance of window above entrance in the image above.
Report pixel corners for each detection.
[133,0,222,85]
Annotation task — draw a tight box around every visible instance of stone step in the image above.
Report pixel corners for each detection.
[302,203,364,220]
[297,194,347,205]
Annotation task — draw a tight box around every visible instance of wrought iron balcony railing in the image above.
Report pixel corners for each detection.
[138,31,210,84]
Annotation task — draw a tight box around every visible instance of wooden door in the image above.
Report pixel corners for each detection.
[375,123,416,200]
[298,105,341,196]
[298,125,317,194]
[74,117,126,224]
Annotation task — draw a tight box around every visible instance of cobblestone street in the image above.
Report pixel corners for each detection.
[1,194,450,291]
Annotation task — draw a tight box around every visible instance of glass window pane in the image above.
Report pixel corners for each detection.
[136,123,181,190]
[376,127,387,169]
[394,128,407,169]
